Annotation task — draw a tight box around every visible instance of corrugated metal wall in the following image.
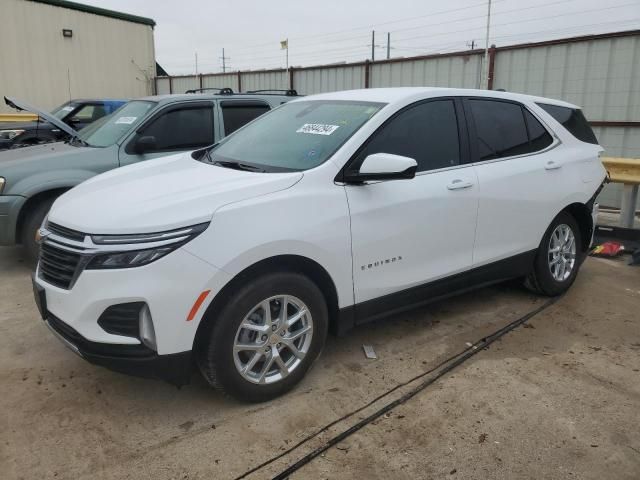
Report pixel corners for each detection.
[240,71,288,92]
[156,77,171,95]
[371,54,482,88]
[203,73,240,91]
[294,65,365,94]
[170,76,198,94]
[0,0,155,113]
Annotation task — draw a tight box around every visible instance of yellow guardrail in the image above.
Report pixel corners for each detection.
[602,157,640,185]
[601,157,639,228]
[0,113,38,122]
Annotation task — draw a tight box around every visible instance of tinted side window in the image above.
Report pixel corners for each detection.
[537,103,598,144]
[221,102,270,135]
[469,100,530,161]
[141,106,214,151]
[524,109,553,151]
[357,100,460,172]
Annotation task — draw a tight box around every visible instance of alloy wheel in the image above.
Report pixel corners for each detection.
[548,223,576,282]
[233,295,313,384]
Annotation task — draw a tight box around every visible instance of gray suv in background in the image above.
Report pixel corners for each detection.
[0,90,297,260]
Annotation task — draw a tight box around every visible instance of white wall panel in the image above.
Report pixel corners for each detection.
[156,77,171,95]
[202,73,240,92]
[293,65,365,94]
[240,71,288,92]
[171,76,199,94]
[371,54,482,89]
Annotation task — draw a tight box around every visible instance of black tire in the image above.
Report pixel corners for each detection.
[21,198,55,265]
[197,272,328,402]
[525,211,584,296]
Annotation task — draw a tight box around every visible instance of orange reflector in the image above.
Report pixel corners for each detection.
[187,290,211,321]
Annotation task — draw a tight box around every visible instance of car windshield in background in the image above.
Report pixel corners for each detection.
[207,100,385,172]
[51,102,77,119]
[77,100,155,147]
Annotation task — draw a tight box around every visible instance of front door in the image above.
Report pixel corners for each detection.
[344,98,479,319]
[119,101,217,167]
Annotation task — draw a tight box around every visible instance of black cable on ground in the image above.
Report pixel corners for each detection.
[234,296,559,480]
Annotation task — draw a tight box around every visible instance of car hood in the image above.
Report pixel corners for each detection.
[4,96,77,137]
[0,141,91,169]
[48,153,304,234]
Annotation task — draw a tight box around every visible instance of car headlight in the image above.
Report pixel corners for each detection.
[0,129,25,140]
[86,222,209,269]
[0,177,5,194]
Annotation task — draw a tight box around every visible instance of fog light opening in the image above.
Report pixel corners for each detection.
[139,304,157,351]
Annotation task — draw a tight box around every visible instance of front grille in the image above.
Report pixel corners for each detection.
[47,222,86,242]
[47,313,154,358]
[97,302,144,338]
[39,242,83,289]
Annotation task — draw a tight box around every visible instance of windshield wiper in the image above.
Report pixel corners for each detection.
[212,160,266,173]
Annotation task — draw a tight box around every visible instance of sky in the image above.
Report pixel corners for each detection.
[82,0,640,75]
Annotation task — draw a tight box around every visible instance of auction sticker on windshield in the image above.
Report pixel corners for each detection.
[115,116,137,125]
[296,124,340,135]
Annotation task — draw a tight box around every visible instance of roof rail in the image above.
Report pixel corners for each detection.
[185,87,234,94]
[245,89,299,96]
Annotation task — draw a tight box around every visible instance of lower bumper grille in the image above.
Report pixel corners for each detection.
[47,313,154,358]
[97,302,144,338]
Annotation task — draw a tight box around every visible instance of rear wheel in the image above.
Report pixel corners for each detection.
[21,198,55,265]
[197,272,328,402]
[525,211,583,296]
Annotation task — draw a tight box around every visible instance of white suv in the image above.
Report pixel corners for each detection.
[33,88,606,401]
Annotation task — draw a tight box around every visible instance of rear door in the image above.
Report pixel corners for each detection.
[119,101,217,166]
[464,97,562,267]
[344,98,479,315]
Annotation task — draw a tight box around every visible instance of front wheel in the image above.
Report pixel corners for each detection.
[525,211,583,296]
[197,272,328,402]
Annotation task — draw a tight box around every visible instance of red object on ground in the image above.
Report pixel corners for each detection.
[591,241,625,257]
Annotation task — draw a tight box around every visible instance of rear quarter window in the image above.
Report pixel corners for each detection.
[537,103,598,144]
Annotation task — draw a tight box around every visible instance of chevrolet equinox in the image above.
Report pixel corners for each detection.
[33,88,606,402]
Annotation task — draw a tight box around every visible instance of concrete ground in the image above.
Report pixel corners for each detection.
[1,246,639,480]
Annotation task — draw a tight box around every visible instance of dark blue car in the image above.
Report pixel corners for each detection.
[0,97,127,149]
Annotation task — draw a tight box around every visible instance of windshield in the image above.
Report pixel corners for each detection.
[51,102,77,119]
[77,100,156,147]
[207,100,385,171]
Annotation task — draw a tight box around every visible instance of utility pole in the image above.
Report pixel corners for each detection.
[481,0,492,89]
[220,48,230,73]
[467,40,476,50]
[386,32,391,59]
[371,30,375,61]
[195,52,198,75]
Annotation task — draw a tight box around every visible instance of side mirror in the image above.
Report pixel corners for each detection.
[344,153,417,183]
[133,135,157,154]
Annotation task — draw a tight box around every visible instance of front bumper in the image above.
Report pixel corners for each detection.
[0,195,25,246]
[33,239,232,385]
[34,272,195,387]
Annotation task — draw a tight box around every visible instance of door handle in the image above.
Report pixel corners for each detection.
[447,179,474,190]
[545,160,562,170]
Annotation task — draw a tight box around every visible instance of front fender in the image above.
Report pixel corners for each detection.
[9,169,97,198]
